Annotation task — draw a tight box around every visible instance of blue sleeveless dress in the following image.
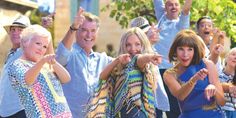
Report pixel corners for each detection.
[177,60,225,118]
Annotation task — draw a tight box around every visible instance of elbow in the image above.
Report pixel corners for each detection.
[61,75,71,84]
[217,98,226,106]
[177,95,186,101]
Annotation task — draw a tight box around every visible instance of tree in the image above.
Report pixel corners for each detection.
[102,0,236,48]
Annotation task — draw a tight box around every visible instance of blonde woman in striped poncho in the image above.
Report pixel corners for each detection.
[87,27,162,118]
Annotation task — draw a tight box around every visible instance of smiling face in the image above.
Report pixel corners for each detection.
[76,20,98,53]
[226,48,236,69]
[23,35,49,62]
[125,34,142,57]
[197,18,213,45]
[176,46,194,67]
[165,0,181,20]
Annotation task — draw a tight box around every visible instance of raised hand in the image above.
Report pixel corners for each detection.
[71,7,85,29]
[42,54,56,65]
[146,23,161,44]
[229,85,236,98]
[41,13,55,28]
[211,44,224,55]
[205,84,216,100]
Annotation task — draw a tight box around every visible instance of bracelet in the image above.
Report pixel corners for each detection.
[188,79,196,86]
[69,26,78,31]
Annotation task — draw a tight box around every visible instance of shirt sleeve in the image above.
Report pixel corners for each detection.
[153,0,165,20]
[55,42,72,66]
[177,12,190,30]
[8,60,30,93]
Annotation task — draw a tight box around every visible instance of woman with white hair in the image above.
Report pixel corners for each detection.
[7,25,72,118]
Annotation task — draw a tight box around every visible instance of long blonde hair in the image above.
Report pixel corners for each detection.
[118,27,154,56]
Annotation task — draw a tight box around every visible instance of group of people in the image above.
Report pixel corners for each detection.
[0,0,235,118]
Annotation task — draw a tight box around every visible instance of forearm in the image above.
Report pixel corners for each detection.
[52,61,71,83]
[208,53,219,64]
[214,87,226,106]
[177,77,197,101]
[100,58,120,80]
[182,0,192,15]
[153,0,165,20]
[137,54,150,70]
[25,61,45,85]
[222,82,230,93]
[62,28,76,50]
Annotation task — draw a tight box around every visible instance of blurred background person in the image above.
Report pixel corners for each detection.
[219,47,236,118]
[0,15,30,118]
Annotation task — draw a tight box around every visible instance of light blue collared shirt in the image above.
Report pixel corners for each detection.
[0,48,24,117]
[153,0,190,69]
[56,42,112,118]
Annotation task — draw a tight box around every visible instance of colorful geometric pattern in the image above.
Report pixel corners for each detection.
[8,59,72,118]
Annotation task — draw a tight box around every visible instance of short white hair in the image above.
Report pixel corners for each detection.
[20,24,52,48]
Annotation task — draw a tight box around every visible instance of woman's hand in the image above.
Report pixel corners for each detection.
[192,68,208,81]
[118,53,131,65]
[149,53,162,65]
[229,85,236,98]
[205,84,216,100]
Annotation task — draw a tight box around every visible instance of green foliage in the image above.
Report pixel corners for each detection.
[29,9,55,47]
[102,0,236,48]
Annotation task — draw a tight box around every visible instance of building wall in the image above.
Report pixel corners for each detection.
[0,0,37,72]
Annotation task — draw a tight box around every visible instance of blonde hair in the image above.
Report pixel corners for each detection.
[118,27,153,55]
[224,47,236,66]
[20,24,51,48]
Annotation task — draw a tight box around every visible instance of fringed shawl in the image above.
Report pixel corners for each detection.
[86,56,158,118]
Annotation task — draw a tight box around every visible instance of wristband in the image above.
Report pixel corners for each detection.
[70,26,78,31]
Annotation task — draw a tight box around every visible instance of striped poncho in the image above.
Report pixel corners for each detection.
[86,56,158,118]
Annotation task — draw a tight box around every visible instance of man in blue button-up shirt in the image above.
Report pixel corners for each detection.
[56,8,112,118]
[0,15,30,118]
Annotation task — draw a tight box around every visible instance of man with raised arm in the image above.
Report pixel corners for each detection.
[56,8,112,117]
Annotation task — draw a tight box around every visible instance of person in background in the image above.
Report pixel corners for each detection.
[164,29,225,118]
[196,16,226,73]
[130,16,170,117]
[56,7,113,117]
[106,43,117,57]
[0,15,30,118]
[87,27,162,117]
[219,47,236,118]
[153,0,193,117]
[8,24,72,118]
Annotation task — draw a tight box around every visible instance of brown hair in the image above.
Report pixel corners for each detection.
[83,12,100,28]
[169,29,204,65]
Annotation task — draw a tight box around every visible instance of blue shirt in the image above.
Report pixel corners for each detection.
[56,42,113,118]
[153,0,190,69]
[155,68,170,111]
[0,48,23,117]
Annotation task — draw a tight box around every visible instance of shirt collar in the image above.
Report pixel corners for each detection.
[74,43,95,57]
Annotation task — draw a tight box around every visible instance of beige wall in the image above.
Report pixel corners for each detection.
[0,1,37,72]
[53,0,126,53]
